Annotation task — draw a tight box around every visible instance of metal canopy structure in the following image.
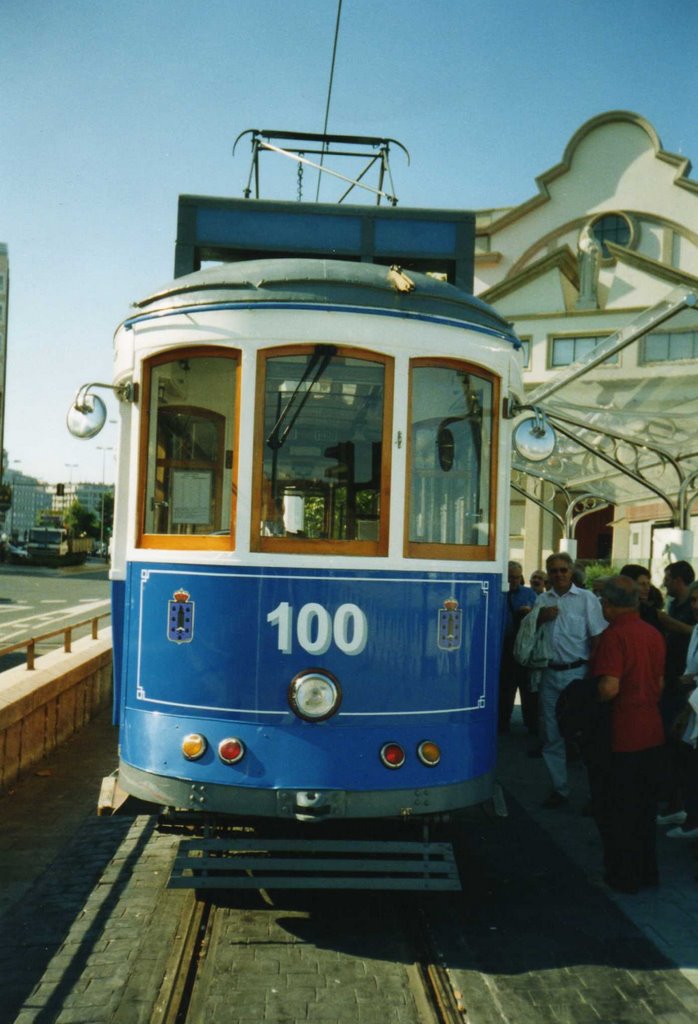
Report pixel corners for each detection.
[512,286,698,530]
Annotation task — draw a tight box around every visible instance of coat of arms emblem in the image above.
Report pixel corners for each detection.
[437,597,462,651]
[168,588,195,644]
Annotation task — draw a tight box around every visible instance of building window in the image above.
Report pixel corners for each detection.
[519,338,531,368]
[550,335,617,368]
[641,329,698,363]
[589,213,633,258]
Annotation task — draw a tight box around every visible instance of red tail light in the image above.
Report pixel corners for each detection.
[380,742,406,769]
[218,738,245,764]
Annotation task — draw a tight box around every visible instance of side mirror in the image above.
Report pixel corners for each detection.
[66,392,107,439]
[512,412,556,462]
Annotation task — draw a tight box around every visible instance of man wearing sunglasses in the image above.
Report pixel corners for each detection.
[536,551,608,808]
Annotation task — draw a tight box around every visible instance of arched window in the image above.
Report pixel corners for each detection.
[589,213,632,258]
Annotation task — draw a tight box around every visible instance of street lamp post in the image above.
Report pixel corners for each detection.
[97,446,114,555]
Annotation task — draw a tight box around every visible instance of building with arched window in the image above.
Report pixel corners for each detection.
[474,111,698,575]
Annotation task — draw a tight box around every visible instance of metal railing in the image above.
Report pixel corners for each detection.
[0,612,112,671]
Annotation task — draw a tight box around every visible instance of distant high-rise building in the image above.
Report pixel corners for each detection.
[0,244,8,481]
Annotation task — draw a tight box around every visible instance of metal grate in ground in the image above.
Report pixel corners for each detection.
[168,835,462,891]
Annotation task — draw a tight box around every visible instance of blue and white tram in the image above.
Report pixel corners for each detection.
[74,248,524,824]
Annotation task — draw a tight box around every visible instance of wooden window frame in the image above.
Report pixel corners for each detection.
[251,344,393,556]
[137,346,240,551]
[404,357,499,561]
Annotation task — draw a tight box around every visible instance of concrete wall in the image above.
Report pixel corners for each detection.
[0,628,112,792]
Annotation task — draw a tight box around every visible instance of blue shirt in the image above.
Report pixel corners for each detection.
[503,584,537,637]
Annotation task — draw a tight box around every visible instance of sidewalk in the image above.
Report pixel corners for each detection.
[496,712,698,988]
[0,706,119,919]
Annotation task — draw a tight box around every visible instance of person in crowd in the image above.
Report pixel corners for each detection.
[498,560,537,733]
[664,579,698,840]
[659,561,695,692]
[535,551,607,808]
[647,582,665,612]
[593,575,666,893]
[619,563,662,631]
[530,570,548,596]
[656,560,695,821]
[572,564,587,588]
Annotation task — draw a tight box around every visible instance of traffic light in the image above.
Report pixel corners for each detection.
[56,483,64,496]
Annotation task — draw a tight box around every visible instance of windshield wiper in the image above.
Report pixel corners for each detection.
[266,345,337,451]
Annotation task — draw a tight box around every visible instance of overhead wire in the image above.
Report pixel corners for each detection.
[315,0,343,201]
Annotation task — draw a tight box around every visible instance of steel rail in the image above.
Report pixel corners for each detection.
[151,892,210,1024]
[149,884,469,1024]
[411,903,470,1024]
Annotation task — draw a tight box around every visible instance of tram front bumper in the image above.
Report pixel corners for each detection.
[117,760,494,820]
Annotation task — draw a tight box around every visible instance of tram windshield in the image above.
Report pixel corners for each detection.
[254,347,391,553]
[407,361,497,558]
[140,350,238,546]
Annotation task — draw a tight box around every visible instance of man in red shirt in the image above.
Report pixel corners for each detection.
[593,575,666,894]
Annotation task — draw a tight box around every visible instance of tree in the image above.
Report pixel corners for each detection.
[65,499,98,539]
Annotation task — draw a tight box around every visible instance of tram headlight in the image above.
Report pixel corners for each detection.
[181,733,207,760]
[417,740,441,766]
[218,737,245,765]
[288,670,342,722]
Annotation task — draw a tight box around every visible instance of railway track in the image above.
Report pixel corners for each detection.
[152,888,469,1024]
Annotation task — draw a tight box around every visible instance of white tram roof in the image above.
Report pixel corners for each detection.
[126,258,520,345]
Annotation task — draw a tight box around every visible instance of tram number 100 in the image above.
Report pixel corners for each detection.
[267,602,368,656]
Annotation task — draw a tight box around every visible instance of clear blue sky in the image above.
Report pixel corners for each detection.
[1,0,696,484]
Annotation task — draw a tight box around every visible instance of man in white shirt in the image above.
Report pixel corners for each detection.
[536,552,608,808]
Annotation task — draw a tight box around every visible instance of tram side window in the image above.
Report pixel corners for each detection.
[253,347,391,553]
[141,352,238,545]
[407,361,497,559]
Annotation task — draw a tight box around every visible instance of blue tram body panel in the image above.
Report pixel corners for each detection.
[117,562,503,794]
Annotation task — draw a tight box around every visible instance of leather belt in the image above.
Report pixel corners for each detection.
[548,658,587,671]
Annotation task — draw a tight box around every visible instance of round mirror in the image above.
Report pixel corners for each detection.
[512,415,556,462]
[66,393,107,439]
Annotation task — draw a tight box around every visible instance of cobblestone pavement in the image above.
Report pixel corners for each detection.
[186,893,432,1024]
[496,716,698,976]
[1,709,698,1022]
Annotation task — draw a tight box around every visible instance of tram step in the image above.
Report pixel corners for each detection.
[168,836,461,891]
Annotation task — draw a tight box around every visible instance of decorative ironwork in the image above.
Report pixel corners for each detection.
[548,414,677,519]
[565,493,611,537]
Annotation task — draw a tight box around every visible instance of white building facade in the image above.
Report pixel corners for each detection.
[474,111,698,576]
